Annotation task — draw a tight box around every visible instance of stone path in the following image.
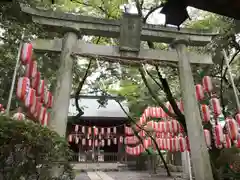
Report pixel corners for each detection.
[75,171,113,180]
[75,171,180,180]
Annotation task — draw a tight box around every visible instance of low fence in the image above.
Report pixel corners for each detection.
[70,152,164,172]
[71,152,121,163]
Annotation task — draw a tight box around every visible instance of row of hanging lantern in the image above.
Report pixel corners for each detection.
[125,120,182,135]
[126,136,190,155]
[68,134,122,146]
[73,125,118,135]
[15,43,53,125]
[125,101,185,155]
[196,76,240,149]
[125,75,240,155]
[136,101,184,123]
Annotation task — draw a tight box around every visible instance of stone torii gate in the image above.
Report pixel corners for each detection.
[20,4,215,180]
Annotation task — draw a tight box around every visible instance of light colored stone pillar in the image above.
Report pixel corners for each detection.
[181,151,192,180]
[172,40,214,180]
[49,32,78,137]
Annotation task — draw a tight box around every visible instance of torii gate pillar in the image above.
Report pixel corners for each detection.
[173,40,214,180]
[49,32,78,137]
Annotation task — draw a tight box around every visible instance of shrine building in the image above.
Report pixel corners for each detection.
[67,95,129,162]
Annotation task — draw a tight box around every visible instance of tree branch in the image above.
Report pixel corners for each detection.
[134,0,143,18]
[223,50,240,79]
[220,57,226,116]
[143,4,163,23]
[115,99,171,177]
[74,37,101,117]
[155,66,187,131]
[74,59,92,117]
[138,66,176,118]
[145,68,162,89]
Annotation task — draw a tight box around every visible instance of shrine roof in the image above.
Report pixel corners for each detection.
[68,95,129,118]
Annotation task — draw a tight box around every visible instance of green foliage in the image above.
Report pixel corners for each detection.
[0,116,74,180]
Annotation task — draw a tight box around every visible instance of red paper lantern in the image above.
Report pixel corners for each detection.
[225,117,238,140]
[185,136,190,152]
[35,101,42,118]
[75,125,79,132]
[24,88,35,108]
[139,116,146,125]
[44,91,53,108]
[20,43,33,65]
[235,113,240,126]
[31,72,41,89]
[144,138,151,148]
[107,139,111,146]
[210,98,221,117]
[174,137,179,151]
[163,138,167,150]
[159,122,166,133]
[139,130,145,137]
[170,119,179,133]
[101,127,104,134]
[156,107,164,118]
[42,111,50,126]
[144,107,150,118]
[168,138,173,151]
[88,127,92,135]
[39,106,47,125]
[166,121,171,133]
[132,146,137,155]
[107,127,111,134]
[113,138,117,144]
[29,95,37,115]
[75,136,79,144]
[165,101,174,115]
[101,139,105,146]
[223,134,231,148]
[201,104,211,123]
[16,77,30,100]
[177,100,184,113]
[25,60,37,78]
[119,136,123,143]
[113,127,117,133]
[214,124,224,149]
[179,137,186,152]
[82,126,85,133]
[68,135,73,142]
[202,76,213,93]
[94,127,98,135]
[37,80,45,96]
[82,139,86,145]
[203,129,211,148]
[195,84,204,101]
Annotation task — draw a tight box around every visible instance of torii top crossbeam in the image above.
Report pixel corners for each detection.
[20,4,217,47]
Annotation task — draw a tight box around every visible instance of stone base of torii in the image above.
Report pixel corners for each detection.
[20,4,217,180]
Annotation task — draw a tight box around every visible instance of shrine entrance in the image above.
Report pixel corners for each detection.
[21,4,216,179]
[67,96,128,163]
